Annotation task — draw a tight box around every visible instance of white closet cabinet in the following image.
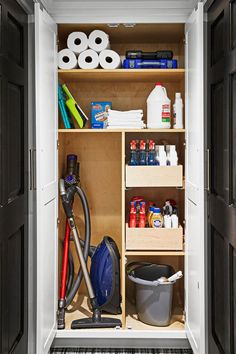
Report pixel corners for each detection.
[35,2,205,354]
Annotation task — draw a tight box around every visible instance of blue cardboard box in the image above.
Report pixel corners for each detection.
[91,101,112,129]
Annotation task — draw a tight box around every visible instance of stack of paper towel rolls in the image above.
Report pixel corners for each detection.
[58,29,121,70]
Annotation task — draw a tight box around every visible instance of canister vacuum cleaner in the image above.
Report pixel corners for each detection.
[57,154,121,329]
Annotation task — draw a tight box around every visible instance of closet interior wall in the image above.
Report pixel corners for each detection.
[58,23,185,331]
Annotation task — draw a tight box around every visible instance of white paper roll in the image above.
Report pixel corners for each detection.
[78,49,99,69]
[99,49,121,69]
[67,32,88,54]
[58,49,78,69]
[88,30,110,53]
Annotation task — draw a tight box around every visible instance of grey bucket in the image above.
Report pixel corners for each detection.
[127,262,176,327]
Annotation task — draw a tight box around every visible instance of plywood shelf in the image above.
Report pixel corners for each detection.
[58,128,185,133]
[126,224,183,251]
[126,165,183,188]
[58,69,185,82]
[125,250,185,256]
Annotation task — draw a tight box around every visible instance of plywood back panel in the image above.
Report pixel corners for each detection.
[58,81,185,130]
[58,132,122,296]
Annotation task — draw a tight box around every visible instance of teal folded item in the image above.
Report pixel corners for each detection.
[58,84,71,129]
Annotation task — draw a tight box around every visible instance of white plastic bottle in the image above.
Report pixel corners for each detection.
[173,92,183,129]
[147,82,171,129]
[164,206,172,229]
[171,209,179,228]
[166,145,178,166]
[156,145,167,166]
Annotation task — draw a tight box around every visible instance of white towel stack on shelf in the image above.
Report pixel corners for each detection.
[107,109,145,129]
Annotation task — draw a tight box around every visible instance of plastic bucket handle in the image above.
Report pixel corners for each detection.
[127,274,177,287]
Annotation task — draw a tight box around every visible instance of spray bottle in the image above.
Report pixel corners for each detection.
[129,140,138,165]
[139,140,146,165]
[129,201,137,228]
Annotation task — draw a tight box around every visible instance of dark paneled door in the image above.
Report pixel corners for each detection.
[0,0,28,353]
[206,0,236,353]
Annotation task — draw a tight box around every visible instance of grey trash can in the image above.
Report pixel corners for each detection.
[126,262,176,327]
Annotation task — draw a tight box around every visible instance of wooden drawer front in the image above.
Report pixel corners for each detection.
[125,165,183,187]
[126,224,183,251]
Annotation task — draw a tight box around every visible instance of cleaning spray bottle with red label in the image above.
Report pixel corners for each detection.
[129,201,137,228]
[139,201,146,228]
[139,140,146,165]
[129,140,138,165]
[147,139,157,165]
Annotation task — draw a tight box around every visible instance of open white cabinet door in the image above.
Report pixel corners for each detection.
[185,3,205,354]
[35,3,58,354]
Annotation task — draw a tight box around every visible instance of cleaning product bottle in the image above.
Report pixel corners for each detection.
[147,202,155,227]
[147,139,157,165]
[156,145,167,166]
[129,201,137,228]
[129,140,138,165]
[151,207,163,228]
[166,145,178,166]
[164,205,172,229]
[171,208,179,228]
[139,140,146,165]
[147,82,171,129]
[173,92,183,129]
[138,201,146,228]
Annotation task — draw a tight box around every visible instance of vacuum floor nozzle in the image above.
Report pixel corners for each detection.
[71,317,122,329]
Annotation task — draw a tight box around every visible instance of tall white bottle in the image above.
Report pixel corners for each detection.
[156,145,167,166]
[147,82,171,129]
[173,92,183,129]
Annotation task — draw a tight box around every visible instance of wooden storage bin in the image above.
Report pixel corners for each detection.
[125,165,183,187]
[126,224,183,251]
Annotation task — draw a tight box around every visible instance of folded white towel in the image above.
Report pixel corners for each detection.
[108,109,143,115]
[108,118,142,123]
[107,125,145,129]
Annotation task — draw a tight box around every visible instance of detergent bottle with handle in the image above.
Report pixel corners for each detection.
[147,82,171,129]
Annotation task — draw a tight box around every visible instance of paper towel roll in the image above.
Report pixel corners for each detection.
[88,30,110,53]
[78,49,99,69]
[67,32,88,54]
[99,49,121,69]
[58,49,78,69]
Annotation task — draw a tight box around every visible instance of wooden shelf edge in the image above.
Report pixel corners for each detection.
[58,68,185,74]
[58,128,185,133]
[125,251,185,256]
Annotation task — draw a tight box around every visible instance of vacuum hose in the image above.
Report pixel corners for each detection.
[59,179,91,307]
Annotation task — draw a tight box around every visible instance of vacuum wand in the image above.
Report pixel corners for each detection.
[60,179,95,301]
[69,217,95,301]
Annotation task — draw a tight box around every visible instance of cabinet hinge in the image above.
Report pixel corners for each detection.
[57,35,59,46]
[57,139,59,149]
[57,217,60,226]
[183,139,186,149]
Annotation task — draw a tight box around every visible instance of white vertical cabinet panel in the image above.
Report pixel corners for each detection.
[35,3,58,354]
[185,3,205,354]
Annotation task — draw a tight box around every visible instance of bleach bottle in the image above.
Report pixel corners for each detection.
[147,82,171,129]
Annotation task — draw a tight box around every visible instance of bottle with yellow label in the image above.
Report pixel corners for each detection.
[151,207,163,228]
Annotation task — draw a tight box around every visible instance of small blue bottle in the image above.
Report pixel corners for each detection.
[139,139,146,165]
[129,140,138,165]
[147,139,157,165]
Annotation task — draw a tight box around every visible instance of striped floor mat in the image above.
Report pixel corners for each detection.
[51,349,193,354]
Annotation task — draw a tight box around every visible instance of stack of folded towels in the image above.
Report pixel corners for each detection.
[107,109,145,129]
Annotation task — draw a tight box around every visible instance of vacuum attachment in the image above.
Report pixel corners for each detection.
[71,308,121,329]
